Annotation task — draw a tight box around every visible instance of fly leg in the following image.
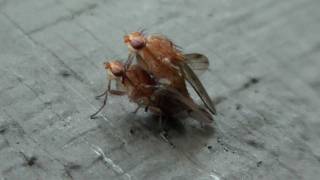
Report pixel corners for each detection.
[129,97,143,114]
[109,90,126,96]
[95,90,107,99]
[91,80,111,119]
[124,53,135,70]
[91,92,108,119]
[131,102,152,114]
[132,105,141,114]
[147,106,173,147]
[144,106,163,127]
[96,83,126,99]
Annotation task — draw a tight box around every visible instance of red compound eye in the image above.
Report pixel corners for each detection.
[130,39,145,50]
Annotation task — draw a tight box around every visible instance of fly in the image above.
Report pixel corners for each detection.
[90,60,213,124]
[124,31,216,115]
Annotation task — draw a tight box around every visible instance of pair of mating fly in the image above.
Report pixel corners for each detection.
[91,31,216,125]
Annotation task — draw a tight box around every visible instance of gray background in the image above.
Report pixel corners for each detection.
[1,0,320,179]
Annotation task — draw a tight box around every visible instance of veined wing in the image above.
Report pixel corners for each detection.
[153,87,213,124]
[184,53,209,76]
[179,62,216,115]
[135,52,209,76]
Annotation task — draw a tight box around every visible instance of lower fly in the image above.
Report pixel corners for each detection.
[91,60,213,125]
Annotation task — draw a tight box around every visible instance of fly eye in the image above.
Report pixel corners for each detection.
[130,39,145,50]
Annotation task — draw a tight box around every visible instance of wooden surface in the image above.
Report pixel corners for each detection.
[0,0,320,179]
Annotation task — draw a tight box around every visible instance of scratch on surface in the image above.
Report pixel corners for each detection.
[27,2,98,35]
[0,67,65,124]
[196,166,221,180]
[2,109,68,175]
[37,42,86,83]
[62,126,98,149]
[210,174,221,180]
[210,174,220,180]
[90,144,132,180]
[32,38,129,146]
[56,34,99,69]
[76,22,105,46]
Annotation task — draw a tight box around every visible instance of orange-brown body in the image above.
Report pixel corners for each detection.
[91,60,212,123]
[122,65,184,115]
[107,61,188,115]
[123,65,156,104]
[122,64,211,120]
[124,32,189,97]
[124,31,216,115]
[105,61,156,105]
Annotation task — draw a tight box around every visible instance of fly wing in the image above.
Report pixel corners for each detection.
[184,53,209,76]
[135,54,149,72]
[125,53,135,70]
[153,87,213,124]
[136,51,209,76]
[179,62,216,115]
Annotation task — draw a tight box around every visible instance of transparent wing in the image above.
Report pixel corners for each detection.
[153,87,213,124]
[135,54,149,71]
[136,52,209,76]
[179,62,216,115]
[136,51,214,114]
[184,53,209,76]
[125,53,135,70]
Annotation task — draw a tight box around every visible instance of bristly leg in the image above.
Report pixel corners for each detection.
[154,111,174,147]
[125,53,135,70]
[109,90,126,96]
[95,90,107,99]
[159,126,174,147]
[91,80,111,119]
[90,92,108,119]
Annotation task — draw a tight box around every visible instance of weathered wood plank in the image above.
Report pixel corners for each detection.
[0,0,320,179]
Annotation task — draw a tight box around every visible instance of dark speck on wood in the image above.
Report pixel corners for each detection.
[236,104,242,110]
[20,152,37,167]
[243,77,260,89]
[60,70,72,78]
[27,156,37,166]
[246,139,265,149]
[0,126,8,134]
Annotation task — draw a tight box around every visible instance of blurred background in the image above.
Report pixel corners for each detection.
[0,0,320,179]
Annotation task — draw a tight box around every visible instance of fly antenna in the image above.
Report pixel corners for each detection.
[140,28,147,36]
